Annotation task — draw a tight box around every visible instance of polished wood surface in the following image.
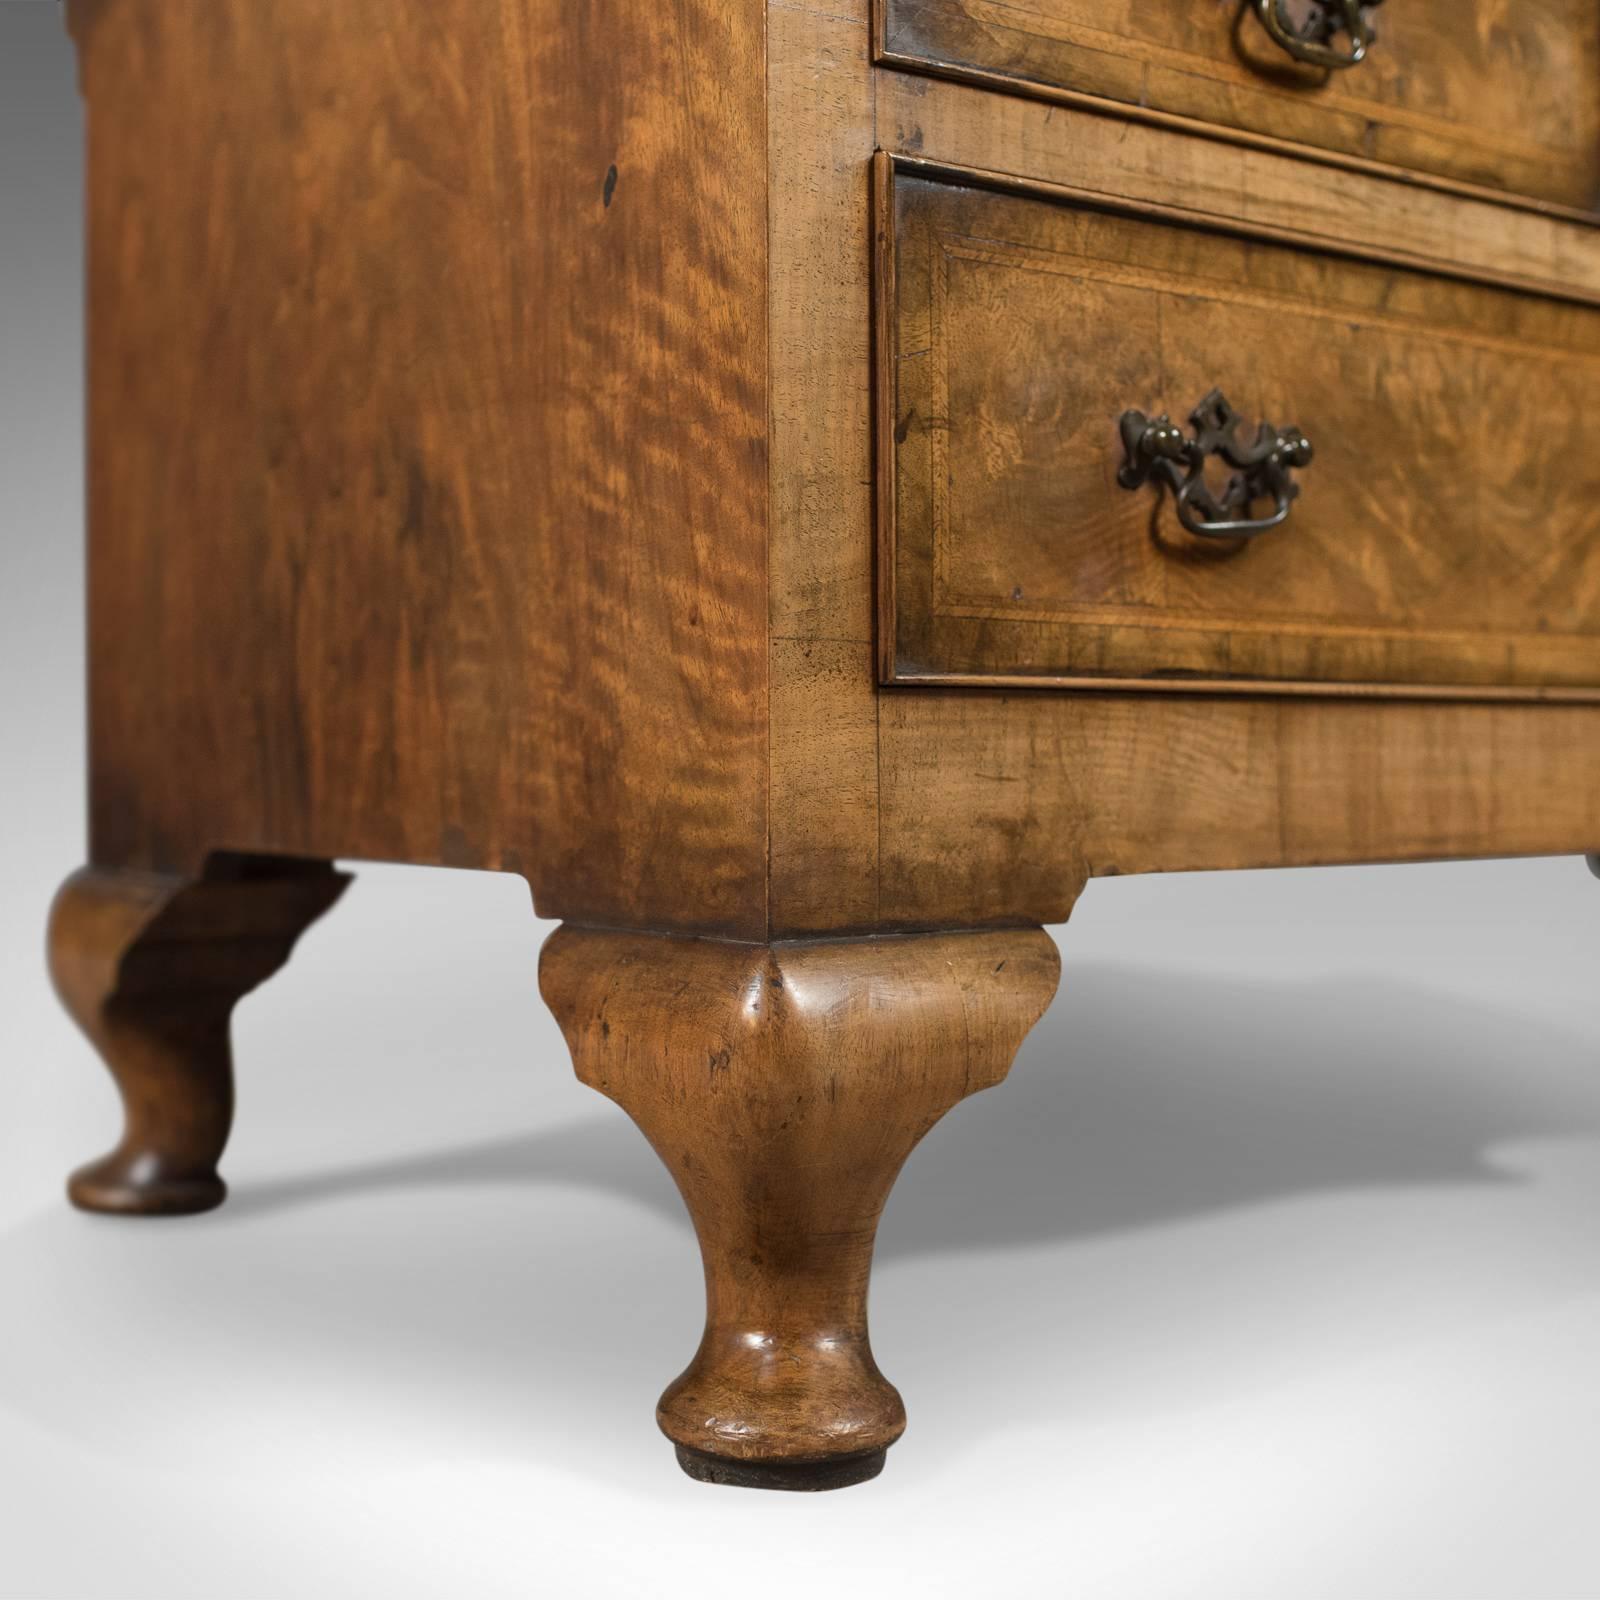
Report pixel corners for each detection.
[62,0,1600,943]
[540,924,1060,1486]
[880,0,1600,209]
[67,0,770,938]
[767,0,1600,937]
[49,860,348,1215]
[876,70,1600,302]
[880,160,1600,696]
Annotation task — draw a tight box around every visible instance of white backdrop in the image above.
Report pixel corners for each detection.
[5,6,1600,1595]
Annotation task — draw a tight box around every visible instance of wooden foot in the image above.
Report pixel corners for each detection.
[48,860,350,1216]
[540,925,1060,1487]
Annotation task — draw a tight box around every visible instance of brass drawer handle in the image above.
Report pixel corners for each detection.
[1117,389,1313,542]
[1252,0,1382,69]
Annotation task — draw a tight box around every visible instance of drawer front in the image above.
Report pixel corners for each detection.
[879,0,1600,211]
[877,159,1600,698]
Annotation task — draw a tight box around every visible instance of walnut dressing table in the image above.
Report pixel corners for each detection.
[50,0,1600,1490]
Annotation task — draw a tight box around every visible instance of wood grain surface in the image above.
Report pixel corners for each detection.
[875,71,1600,303]
[881,162,1600,695]
[69,0,770,937]
[766,2,1600,934]
[881,0,1600,210]
[58,0,1600,939]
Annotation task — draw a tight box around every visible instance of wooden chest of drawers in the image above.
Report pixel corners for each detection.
[46,0,1600,1490]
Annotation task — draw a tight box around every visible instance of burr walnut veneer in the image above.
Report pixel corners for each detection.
[48,0,1600,1488]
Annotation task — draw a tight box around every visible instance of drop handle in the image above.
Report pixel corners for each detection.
[1117,389,1313,542]
[1252,0,1383,69]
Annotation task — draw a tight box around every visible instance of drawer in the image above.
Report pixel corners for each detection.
[875,157,1600,699]
[877,0,1600,211]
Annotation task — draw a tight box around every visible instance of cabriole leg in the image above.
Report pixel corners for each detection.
[48,858,349,1216]
[540,924,1060,1490]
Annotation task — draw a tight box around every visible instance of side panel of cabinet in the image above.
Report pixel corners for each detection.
[69,0,771,937]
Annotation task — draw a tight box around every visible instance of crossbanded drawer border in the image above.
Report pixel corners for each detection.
[873,151,1600,703]
[871,0,1600,224]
